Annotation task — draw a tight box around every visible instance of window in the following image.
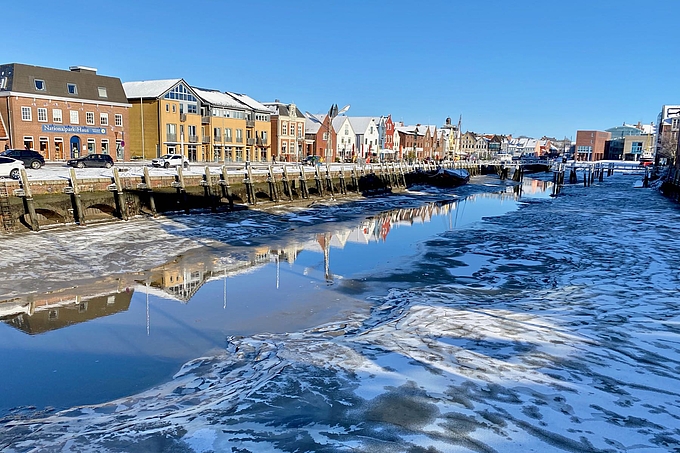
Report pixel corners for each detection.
[261,131,267,144]
[225,128,232,142]
[298,124,302,138]
[23,136,34,149]
[53,108,62,123]
[631,142,643,153]
[67,83,77,95]
[115,114,123,127]
[172,104,176,113]
[37,108,48,122]
[213,127,221,141]
[100,113,109,126]
[0,77,7,89]
[165,103,169,112]
[323,132,329,140]
[70,110,79,124]
[101,139,109,155]
[34,79,46,91]
[98,87,108,98]
[87,138,96,154]
[236,129,243,143]
[282,122,288,135]
[86,112,95,125]
[39,137,49,156]
[21,106,32,121]
[289,124,295,135]
[282,142,287,154]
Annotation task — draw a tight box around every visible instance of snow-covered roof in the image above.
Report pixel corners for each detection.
[305,114,325,134]
[123,79,182,99]
[347,117,375,135]
[193,87,245,109]
[226,92,269,112]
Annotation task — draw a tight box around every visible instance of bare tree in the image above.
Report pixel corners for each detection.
[658,134,678,165]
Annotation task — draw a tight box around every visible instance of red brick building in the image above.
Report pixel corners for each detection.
[0,63,130,161]
[575,130,610,161]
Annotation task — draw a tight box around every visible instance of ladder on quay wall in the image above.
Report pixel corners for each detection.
[0,182,15,233]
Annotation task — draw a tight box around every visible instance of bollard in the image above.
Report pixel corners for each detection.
[314,165,324,196]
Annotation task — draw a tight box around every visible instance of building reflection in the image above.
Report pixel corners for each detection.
[1,179,552,332]
[1,279,135,335]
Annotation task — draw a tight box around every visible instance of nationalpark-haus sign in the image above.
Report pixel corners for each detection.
[41,125,108,135]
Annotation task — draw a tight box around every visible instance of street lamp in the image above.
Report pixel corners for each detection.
[306,104,350,163]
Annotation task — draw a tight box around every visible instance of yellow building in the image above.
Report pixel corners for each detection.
[123,79,204,161]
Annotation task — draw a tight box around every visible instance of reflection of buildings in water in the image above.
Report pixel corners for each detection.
[2,283,134,335]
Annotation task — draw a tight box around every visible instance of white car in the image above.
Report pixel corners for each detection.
[151,154,190,169]
[0,156,25,180]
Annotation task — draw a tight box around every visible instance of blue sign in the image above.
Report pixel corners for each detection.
[41,124,108,135]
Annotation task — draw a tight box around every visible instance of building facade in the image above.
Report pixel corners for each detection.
[574,130,611,161]
[263,101,306,162]
[0,63,130,161]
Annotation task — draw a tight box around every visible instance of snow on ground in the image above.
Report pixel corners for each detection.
[2,175,680,452]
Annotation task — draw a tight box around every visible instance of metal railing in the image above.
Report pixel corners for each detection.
[246,120,255,128]
[202,136,211,144]
[188,135,199,143]
[166,133,177,142]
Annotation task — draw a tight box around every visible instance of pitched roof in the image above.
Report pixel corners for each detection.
[226,92,269,112]
[1,63,129,104]
[305,114,325,134]
[262,102,304,118]
[122,79,182,99]
[193,87,245,109]
[347,117,375,135]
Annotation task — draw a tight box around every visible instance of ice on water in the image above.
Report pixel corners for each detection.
[2,175,680,452]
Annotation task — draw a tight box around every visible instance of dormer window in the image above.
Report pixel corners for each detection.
[98,86,108,98]
[34,79,46,91]
[67,83,77,95]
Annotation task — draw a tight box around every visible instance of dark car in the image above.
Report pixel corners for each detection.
[67,154,114,169]
[1,149,45,169]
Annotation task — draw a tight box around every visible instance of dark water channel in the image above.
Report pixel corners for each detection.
[0,178,553,416]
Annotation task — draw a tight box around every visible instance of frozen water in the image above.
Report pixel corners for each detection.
[1,174,680,452]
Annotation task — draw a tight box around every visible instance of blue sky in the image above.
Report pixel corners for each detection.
[5,0,678,139]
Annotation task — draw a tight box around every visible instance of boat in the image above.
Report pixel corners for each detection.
[424,167,470,188]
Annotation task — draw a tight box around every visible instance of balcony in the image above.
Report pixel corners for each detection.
[201,116,210,125]
[202,136,211,144]
[257,137,268,145]
[180,113,187,122]
[247,138,256,146]
[214,135,222,143]
[167,133,177,142]
[188,135,199,143]
[246,120,255,128]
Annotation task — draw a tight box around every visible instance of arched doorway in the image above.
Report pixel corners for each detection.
[69,136,81,159]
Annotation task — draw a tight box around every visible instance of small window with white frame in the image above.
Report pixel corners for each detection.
[23,136,34,149]
[67,83,77,95]
[100,113,109,126]
[114,114,123,127]
[53,108,62,123]
[37,108,48,122]
[70,110,79,124]
[21,106,32,121]
[98,87,108,98]
[86,112,95,125]
[34,79,46,91]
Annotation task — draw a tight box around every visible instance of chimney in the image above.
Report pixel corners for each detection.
[69,66,97,74]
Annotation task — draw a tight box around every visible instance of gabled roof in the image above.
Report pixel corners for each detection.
[263,102,304,118]
[305,114,325,134]
[193,87,245,109]
[347,117,375,135]
[1,63,129,104]
[332,115,351,132]
[123,79,183,99]
[226,92,269,113]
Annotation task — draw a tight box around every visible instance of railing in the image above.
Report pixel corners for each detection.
[188,135,199,143]
[247,138,256,145]
[257,137,268,145]
[246,120,255,128]
[167,133,177,142]
[202,136,211,144]
[201,116,210,125]
[214,135,222,143]
[180,113,187,122]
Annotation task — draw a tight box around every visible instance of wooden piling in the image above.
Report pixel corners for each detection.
[299,165,310,199]
[69,168,85,225]
[282,165,294,200]
[220,166,234,210]
[143,166,157,215]
[112,168,128,220]
[19,169,39,231]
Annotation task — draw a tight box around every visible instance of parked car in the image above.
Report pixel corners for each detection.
[0,156,25,180]
[66,154,114,168]
[302,155,321,166]
[151,154,190,169]
[1,149,45,169]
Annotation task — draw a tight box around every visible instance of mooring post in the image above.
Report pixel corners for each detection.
[69,168,85,225]
[325,164,334,196]
[314,165,324,196]
[643,167,650,188]
[299,165,310,199]
[244,164,257,205]
[220,166,234,210]
[351,167,360,193]
[19,168,39,231]
[599,164,604,182]
[175,166,190,213]
[142,166,157,216]
[339,166,347,194]
[203,167,217,212]
[267,165,279,202]
[111,167,128,220]
[282,165,293,200]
